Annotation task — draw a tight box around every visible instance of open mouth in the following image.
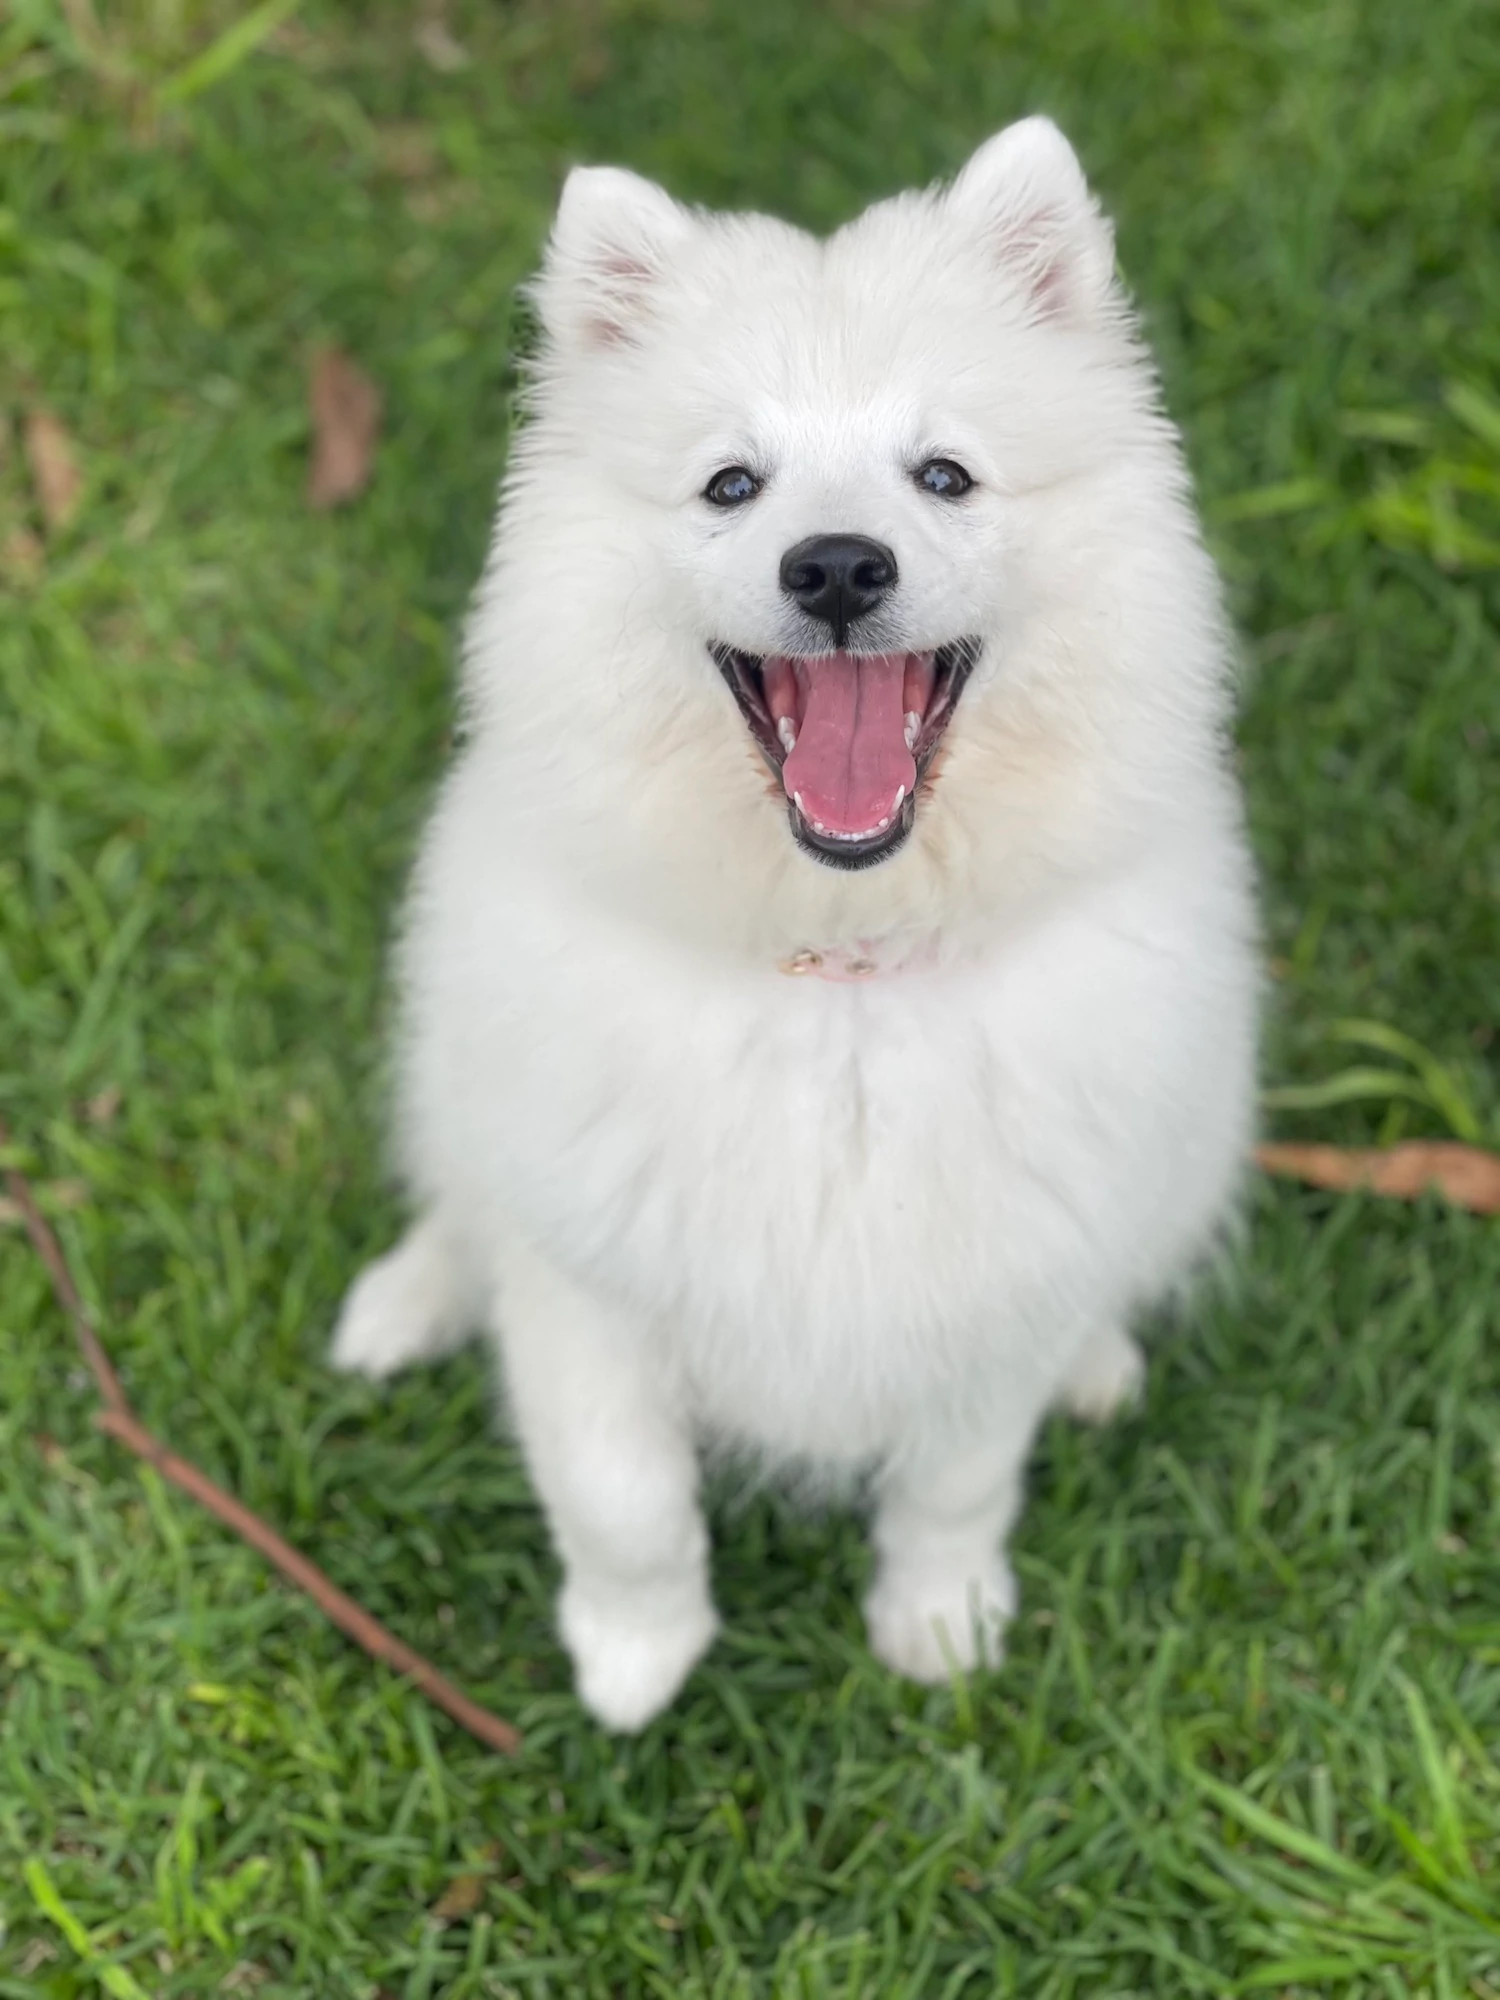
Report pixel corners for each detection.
[711,641,980,868]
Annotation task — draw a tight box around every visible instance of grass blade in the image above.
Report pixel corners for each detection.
[155,0,304,106]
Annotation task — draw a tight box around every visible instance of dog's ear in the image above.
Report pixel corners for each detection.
[536,165,691,351]
[947,118,1116,323]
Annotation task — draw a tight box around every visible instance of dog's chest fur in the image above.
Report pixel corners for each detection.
[405,829,1248,1463]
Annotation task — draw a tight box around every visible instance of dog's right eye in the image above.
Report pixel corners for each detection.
[704,466,761,507]
[915,457,974,499]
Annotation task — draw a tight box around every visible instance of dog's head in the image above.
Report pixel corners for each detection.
[495,121,1212,905]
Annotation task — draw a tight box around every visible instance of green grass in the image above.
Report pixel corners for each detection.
[3,2,1500,1993]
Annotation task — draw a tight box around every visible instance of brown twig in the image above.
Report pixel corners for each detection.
[2,1122,520,1757]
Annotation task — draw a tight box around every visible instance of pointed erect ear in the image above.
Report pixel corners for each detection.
[946,118,1116,322]
[535,164,692,351]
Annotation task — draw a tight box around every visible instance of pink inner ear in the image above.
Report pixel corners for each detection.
[988,205,1075,319]
[582,251,660,348]
[1027,247,1072,319]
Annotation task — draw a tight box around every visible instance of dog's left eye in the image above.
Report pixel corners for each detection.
[915,457,974,499]
[705,466,762,507]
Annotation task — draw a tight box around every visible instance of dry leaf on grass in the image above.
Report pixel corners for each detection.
[24,409,83,532]
[414,18,471,71]
[84,1084,123,1126]
[219,1965,272,1995]
[306,346,381,510]
[430,1842,503,1922]
[430,1872,487,1921]
[1256,1139,1500,1215]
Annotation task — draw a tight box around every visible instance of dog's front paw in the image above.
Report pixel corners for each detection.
[864,1558,1016,1683]
[329,1225,466,1382]
[559,1576,718,1732]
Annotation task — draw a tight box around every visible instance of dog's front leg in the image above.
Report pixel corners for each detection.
[864,1403,1042,1683]
[493,1241,717,1732]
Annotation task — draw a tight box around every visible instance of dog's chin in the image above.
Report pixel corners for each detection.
[711,639,980,872]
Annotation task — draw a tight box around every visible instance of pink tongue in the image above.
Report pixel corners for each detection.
[781,653,915,838]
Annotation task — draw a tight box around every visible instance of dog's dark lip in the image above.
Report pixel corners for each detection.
[790,787,918,869]
[710,638,980,869]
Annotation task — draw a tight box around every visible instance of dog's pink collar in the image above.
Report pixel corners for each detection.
[776,939,932,982]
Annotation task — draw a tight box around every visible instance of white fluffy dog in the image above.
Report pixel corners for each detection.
[332,118,1259,1731]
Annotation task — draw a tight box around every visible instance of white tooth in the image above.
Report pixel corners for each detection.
[892,785,905,811]
[794,791,805,813]
[777,716,797,755]
[904,711,921,749]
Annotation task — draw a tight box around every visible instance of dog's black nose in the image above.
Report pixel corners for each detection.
[779,534,897,645]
